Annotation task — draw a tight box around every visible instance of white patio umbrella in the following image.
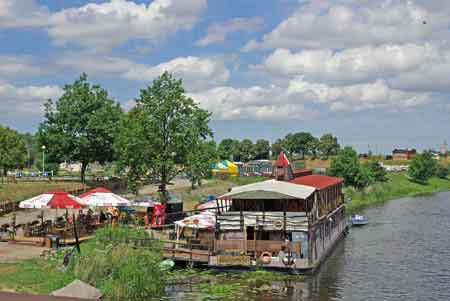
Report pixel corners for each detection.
[79,188,131,207]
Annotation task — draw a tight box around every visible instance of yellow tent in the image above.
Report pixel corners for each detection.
[212,160,238,177]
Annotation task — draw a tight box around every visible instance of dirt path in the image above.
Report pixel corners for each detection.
[0,242,45,263]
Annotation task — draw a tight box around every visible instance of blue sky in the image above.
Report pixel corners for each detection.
[0,0,449,154]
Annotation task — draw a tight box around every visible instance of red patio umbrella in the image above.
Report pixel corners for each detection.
[19,190,85,209]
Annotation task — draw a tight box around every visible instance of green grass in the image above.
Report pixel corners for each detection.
[0,182,87,204]
[0,258,75,294]
[346,172,450,212]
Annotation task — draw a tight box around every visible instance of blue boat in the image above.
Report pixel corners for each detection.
[351,214,368,226]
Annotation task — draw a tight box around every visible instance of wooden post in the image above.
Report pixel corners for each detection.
[73,213,81,254]
[172,242,175,259]
[189,239,193,268]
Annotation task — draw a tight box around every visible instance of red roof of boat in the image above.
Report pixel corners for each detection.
[290,175,343,190]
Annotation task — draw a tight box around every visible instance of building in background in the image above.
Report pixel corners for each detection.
[392,149,416,161]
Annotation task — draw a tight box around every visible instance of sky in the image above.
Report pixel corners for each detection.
[0,0,449,154]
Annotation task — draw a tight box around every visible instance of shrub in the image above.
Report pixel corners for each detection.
[435,164,449,179]
[72,226,164,300]
[366,160,387,182]
[408,152,437,183]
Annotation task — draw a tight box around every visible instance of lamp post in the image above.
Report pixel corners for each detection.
[41,145,46,177]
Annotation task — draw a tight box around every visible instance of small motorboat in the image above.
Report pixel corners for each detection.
[351,214,368,226]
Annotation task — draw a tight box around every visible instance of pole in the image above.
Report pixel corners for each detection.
[73,213,81,254]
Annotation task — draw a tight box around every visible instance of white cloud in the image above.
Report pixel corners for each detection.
[58,54,230,91]
[0,82,63,116]
[263,43,434,83]
[0,0,49,28]
[48,0,207,50]
[124,56,230,90]
[0,55,46,77]
[188,85,313,120]
[196,17,263,46]
[244,0,446,50]
[262,43,450,92]
[287,77,431,111]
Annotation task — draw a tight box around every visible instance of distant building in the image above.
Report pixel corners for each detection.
[441,141,448,157]
[392,149,416,161]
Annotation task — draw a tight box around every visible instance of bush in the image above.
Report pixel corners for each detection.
[72,226,164,300]
[408,152,437,183]
[435,164,449,179]
[366,160,387,182]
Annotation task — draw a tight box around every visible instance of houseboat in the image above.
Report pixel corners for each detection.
[208,153,347,272]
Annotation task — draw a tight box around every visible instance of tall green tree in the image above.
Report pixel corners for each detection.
[254,139,270,160]
[236,139,254,162]
[217,138,238,160]
[271,138,284,157]
[38,74,123,182]
[319,133,340,159]
[328,146,361,187]
[186,140,217,189]
[115,72,212,199]
[283,132,315,158]
[408,151,437,183]
[0,125,27,177]
[308,136,320,159]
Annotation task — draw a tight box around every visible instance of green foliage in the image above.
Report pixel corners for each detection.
[435,164,449,179]
[346,172,450,213]
[366,160,387,182]
[0,125,27,176]
[186,140,217,188]
[408,151,437,183]
[254,139,270,159]
[354,164,375,189]
[319,133,340,159]
[328,146,361,187]
[73,226,164,300]
[217,138,238,160]
[115,72,212,200]
[283,132,315,158]
[270,138,284,157]
[38,74,123,182]
[235,139,254,162]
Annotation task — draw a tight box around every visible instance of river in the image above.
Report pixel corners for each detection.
[167,191,450,300]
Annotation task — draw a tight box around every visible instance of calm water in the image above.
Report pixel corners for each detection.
[168,191,450,300]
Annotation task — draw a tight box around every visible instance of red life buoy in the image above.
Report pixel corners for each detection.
[260,251,272,264]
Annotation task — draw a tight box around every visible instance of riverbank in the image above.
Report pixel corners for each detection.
[345,172,450,212]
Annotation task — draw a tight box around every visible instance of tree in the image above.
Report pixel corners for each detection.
[0,125,27,177]
[271,138,284,157]
[308,136,320,159]
[435,164,449,179]
[186,140,217,188]
[407,151,437,183]
[328,146,361,187]
[284,132,315,159]
[38,74,123,182]
[366,160,387,182]
[217,138,238,160]
[115,72,212,200]
[254,139,270,160]
[354,164,375,189]
[235,139,254,162]
[319,133,340,159]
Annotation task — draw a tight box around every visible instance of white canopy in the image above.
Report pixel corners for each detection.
[220,179,316,200]
[80,192,131,207]
[175,211,216,230]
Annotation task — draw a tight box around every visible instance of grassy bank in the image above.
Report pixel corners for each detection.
[0,182,87,204]
[346,172,450,212]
